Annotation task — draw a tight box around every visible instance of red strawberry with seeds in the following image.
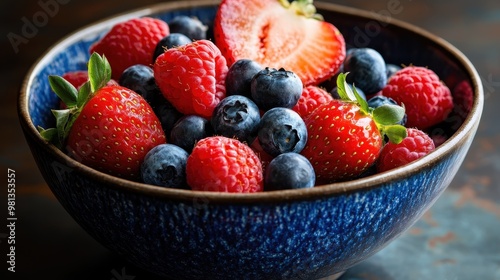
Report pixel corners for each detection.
[377,128,435,173]
[382,66,453,130]
[90,17,169,80]
[214,0,345,86]
[186,136,264,193]
[39,53,166,180]
[300,73,407,183]
[154,39,228,119]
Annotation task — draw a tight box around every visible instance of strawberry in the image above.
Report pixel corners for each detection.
[90,17,169,80]
[186,136,264,193]
[214,0,345,86]
[154,39,228,119]
[62,70,89,89]
[300,73,407,183]
[38,53,166,180]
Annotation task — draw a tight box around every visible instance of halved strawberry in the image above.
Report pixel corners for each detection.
[214,0,345,86]
[300,73,407,183]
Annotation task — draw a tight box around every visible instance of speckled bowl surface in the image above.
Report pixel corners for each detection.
[19,1,483,279]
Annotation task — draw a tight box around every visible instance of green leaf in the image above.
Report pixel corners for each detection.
[352,85,370,114]
[335,72,350,101]
[48,75,78,107]
[77,81,91,108]
[384,125,408,144]
[52,109,71,146]
[88,52,111,92]
[37,126,58,142]
[373,104,406,125]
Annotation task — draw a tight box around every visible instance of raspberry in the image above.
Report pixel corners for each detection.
[292,85,333,118]
[382,66,453,130]
[377,128,435,172]
[154,40,228,118]
[90,17,169,80]
[452,80,474,121]
[186,136,263,193]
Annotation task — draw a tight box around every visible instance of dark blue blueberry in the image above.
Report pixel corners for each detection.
[141,144,189,189]
[251,67,303,111]
[264,153,315,191]
[225,59,263,98]
[152,33,192,63]
[154,100,184,138]
[211,95,260,144]
[258,107,307,157]
[367,95,407,126]
[170,115,213,153]
[168,15,208,41]
[119,64,159,102]
[330,84,367,101]
[343,48,387,95]
[386,63,402,79]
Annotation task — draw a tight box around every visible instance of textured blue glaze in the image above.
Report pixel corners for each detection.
[21,2,479,280]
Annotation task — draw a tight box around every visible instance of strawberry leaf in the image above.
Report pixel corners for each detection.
[37,126,58,144]
[384,125,408,144]
[88,52,112,93]
[352,85,370,115]
[373,104,406,125]
[48,75,78,107]
[336,72,353,101]
[52,109,71,145]
[77,81,92,108]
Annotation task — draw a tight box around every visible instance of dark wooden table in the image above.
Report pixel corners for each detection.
[2,0,500,279]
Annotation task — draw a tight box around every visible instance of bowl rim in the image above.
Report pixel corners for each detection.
[18,0,484,204]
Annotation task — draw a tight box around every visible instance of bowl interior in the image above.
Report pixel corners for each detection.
[20,0,483,201]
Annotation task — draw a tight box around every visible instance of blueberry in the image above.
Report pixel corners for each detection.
[119,64,159,102]
[225,59,263,98]
[367,95,407,126]
[141,144,189,189]
[170,115,213,153]
[168,15,208,41]
[343,48,387,95]
[211,95,260,144]
[154,99,184,137]
[264,153,315,191]
[258,107,307,157]
[251,67,303,111]
[386,63,402,79]
[152,33,192,63]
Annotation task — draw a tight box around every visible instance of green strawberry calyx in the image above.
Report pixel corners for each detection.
[38,53,112,148]
[279,0,324,20]
[336,72,407,144]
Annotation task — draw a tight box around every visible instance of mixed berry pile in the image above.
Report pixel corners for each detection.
[39,0,466,193]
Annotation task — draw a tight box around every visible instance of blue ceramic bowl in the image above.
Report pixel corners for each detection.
[19,1,483,279]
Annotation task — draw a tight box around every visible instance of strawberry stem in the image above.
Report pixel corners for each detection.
[279,0,324,20]
[335,72,407,144]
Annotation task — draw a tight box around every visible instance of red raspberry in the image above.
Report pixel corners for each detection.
[382,66,453,130]
[154,40,228,118]
[377,128,435,172]
[186,136,263,193]
[292,85,333,118]
[90,17,169,80]
[452,80,473,121]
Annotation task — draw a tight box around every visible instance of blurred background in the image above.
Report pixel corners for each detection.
[1,0,499,279]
